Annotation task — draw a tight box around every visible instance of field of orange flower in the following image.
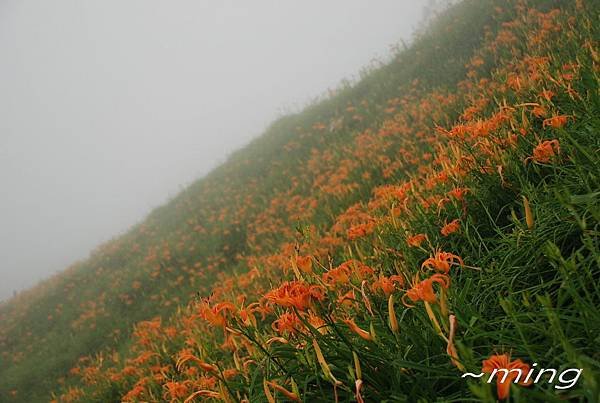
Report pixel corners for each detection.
[1,0,599,401]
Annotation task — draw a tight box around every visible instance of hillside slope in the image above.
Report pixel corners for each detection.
[1,0,599,401]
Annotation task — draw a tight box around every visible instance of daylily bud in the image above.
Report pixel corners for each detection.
[446,315,465,371]
[424,302,447,342]
[352,351,362,380]
[312,339,342,386]
[263,379,275,403]
[388,294,399,334]
[344,319,374,341]
[523,196,534,230]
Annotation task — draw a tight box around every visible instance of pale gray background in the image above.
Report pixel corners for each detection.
[0,0,430,301]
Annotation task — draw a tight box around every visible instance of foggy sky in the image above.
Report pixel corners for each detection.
[0,1,423,301]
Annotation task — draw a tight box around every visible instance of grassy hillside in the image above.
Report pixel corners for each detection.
[1,0,599,401]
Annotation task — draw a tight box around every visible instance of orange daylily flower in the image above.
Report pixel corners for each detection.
[223,368,238,380]
[163,381,190,400]
[407,233,428,248]
[539,89,555,102]
[421,250,464,273]
[323,264,350,285]
[295,255,313,273]
[197,300,236,328]
[371,275,404,296]
[347,221,376,240]
[402,274,450,306]
[532,105,547,118]
[542,114,569,129]
[526,139,560,163]
[323,260,375,286]
[264,281,325,311]
[307,312,329,334]
[440,219,461,236]
[447,187,470,200]
[238,302,261,327]
[482,353,532,400]
[272,311,302,335]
